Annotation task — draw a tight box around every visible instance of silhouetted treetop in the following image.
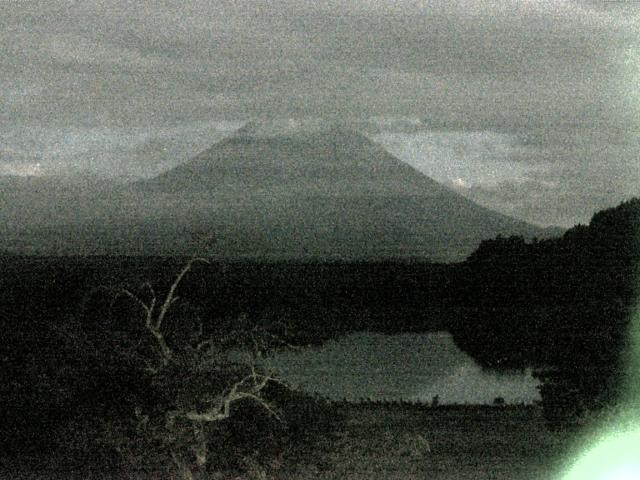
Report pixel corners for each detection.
[454,197,640,426]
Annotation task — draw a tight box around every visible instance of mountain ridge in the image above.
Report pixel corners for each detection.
[134,127,452,197]
[0,126,563,260]
[125,127,560,261]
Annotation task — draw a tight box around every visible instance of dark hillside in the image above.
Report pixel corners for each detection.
[449,198,639,425]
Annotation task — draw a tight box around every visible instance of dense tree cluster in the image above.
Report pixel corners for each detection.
[451,198,639,427]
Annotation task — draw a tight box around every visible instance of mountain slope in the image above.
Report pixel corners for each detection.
[137,127,450,196]
[128,126,557,261]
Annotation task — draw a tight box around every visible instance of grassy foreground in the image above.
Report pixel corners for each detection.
[312,404,570,480]
[3,404,573,480]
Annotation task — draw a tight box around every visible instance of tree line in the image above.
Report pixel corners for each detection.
[449,198,639,427]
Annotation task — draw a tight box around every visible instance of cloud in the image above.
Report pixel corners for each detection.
[450,177,469,190]
[0,0,637,226]
[372,130,541,186]
[2,0,637,126]
[0,161,44,177]
[371,129,640,227]
[0,121,243,177]
[461,147,640,228]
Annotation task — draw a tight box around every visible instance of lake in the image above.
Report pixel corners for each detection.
[264,331,541,405]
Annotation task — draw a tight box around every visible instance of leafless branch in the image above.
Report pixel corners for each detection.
[98,256,300,479]
[116,258,210,366]
[119,288,152,318]
[156,257,209,331]
[182,369,281,423]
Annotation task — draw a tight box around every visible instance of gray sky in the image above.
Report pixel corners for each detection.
[1,0,639,226]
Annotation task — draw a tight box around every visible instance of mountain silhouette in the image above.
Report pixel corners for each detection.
[139,126,451,195]
[128,125,558,261]
[0,123,560,259]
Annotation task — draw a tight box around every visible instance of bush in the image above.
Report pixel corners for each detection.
[55,258,343,479]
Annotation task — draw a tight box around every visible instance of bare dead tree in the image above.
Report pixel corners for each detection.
[113,256,285,479]
[117,258,207,366]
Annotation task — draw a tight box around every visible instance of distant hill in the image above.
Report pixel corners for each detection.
[0,175,128,254]
[127,125,558,261]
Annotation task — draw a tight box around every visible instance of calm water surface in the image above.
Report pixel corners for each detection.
[265,331,541,404]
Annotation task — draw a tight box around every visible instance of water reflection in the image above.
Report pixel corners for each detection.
[265,331,541,404]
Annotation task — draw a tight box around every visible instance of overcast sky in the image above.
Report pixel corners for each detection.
[1,0,639,226]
